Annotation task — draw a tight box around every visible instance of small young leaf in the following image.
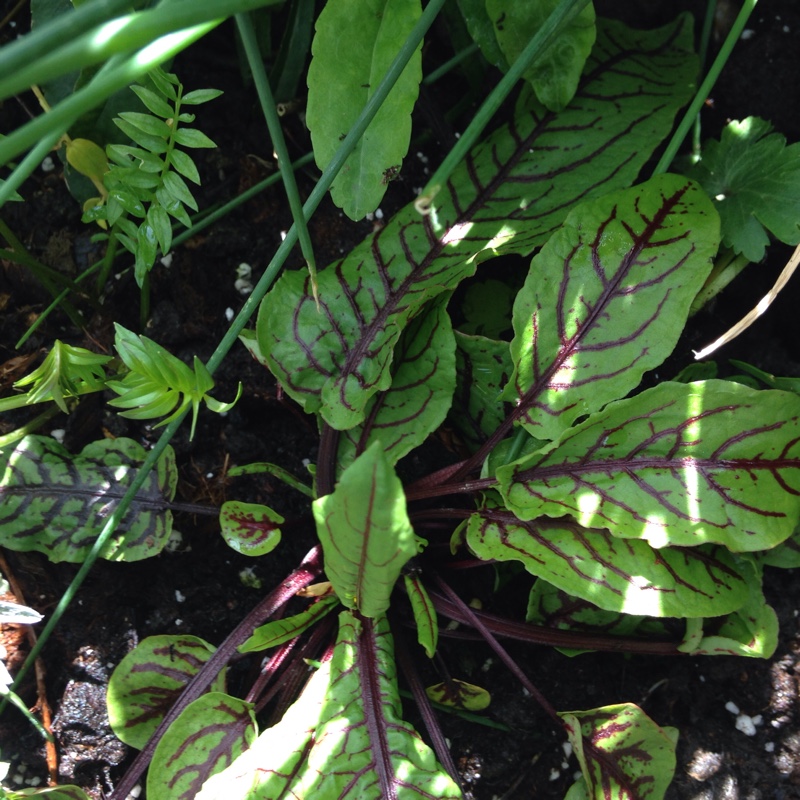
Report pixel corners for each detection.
[108,188,146,218]
[117,110,172,139]
[130,84,175,119]
[426,679,491,711]
[687,117,800,261]
[404,572,438,658]
[238,596,339,653]
[306,0,422,219]
[181,88,224,105]
[487,0,596,111]
[148,67,180,101]
[313,441,422,617]
[113,117,169,153]
[219,500,283,557]
[169,148,201,184]
[162,170,198,210]
[108,634,224,749]
[561,704,677,800]
[148,693,256,800]
[156,187,192,226]
[147,203,173,255]
[172,127,217,149]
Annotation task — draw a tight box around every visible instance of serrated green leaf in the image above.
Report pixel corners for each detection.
[336,295,456,472]
[499,381,800,553]
[561,703,677,800]
[307,0,422,219]
[219,500,283,557]
[259,17,698,430]
[487,0,595,111]
[0,436,177,562]
[148,693,256,800]
[172,127,217,149]
[687,117,800,261]
[108,634,224,749]
[238,595,339,653]
[169,148,200,184]
[501,174,719,441]
[313,441,422,617]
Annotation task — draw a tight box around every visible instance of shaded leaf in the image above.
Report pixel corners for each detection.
[219,500,283,557]
[686,117,800,261]
[313,442,422,617]
[501,174,719,441]
[307,0,422,219]
[456,0,508,70]
[0,436,177,562]
[404,571,438,657]
[238,596,339,653]
[561,703,677,800]
[148,693,256,800]
[426,679,490,711]
[108,635,223,749]
[259,17,698,430]
[499,381,800,553]
[467,509,749,618]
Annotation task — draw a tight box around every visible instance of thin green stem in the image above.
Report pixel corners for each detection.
[235,12,317,296]
[423,42,479,85]
[652,0,758,175]
[417,0,591,209]
[691,0,718,162]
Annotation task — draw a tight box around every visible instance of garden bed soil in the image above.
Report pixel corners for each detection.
[2,2,800,798]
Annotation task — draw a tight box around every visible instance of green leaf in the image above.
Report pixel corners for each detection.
[162,170,198,210]
[117,110,172,139]
[169,148,201,184]
[561,703,677,800]
[201,612,461,798]
[499,381,800,553]
[113,116,169,153]
[501,174,720,441]
[313,441,422,617]
[306,0,422,220]
[219,500,283,557]
[130,85,175,119]
[456,0,508,70]
[459,278,514,338]
[426,679,490,711]
[760,525,800,568]
[686,117,800,261]
[336,295,456,471]
[181,88,224,106]
[148,693,256,800]
[5,787,92,800]
[0,436,177,562]
[148,203,173,255]
[238,596,339,653]
[172,127,217,149]
[487,0,596,111]
[108,187,146,218]
[108,634,223,749]
[259,16,698,430]
[404,572,438,657]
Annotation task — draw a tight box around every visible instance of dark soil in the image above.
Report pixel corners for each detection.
[2,2,800,799]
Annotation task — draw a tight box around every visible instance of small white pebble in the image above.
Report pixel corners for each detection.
[765,741,776,752]
[725,701,740,715]
[175,590,185,603]
[740,29,755,40]
[126,784,142,800]
[28,777,41,787]
[481,658,493,673]
[548,769,560,781]
[236,263,252,278]
[50,429,65,444]
[562,742,573,758]
[17,765,26,774]
[752,715,763,726]
[561,761,569,770]
[206,472,214,479]
[375,208,384,220]
[735,714,757,736]
[235,278,253,295]
[783,25,791,33]
[225,307,234,321]
[165,530,184,553]
[41,157,55,173]
[174,619,183,626]
[12,774,24,785]
[280,230,288,241]
[302,458,311,467]
[699,675,706,682]
[159,253,173,268]
[366,212,375,221]
[521,687,531,697]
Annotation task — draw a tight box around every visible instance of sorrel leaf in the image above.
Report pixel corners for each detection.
[404,571,438,658]
[313,441,422,617]
[499,381,800,553]
[147,692,256,800]
[426,678,490,711]
[5,787,91,800]
[561,703,677,799]
[238,595,339,653]
[219,500,283,556]
[337,295,455,470]
[107,634,224,749]
[487,0,596,111]
[259,16,697,430]
[306,0,422,220]
[199,613,461,798]
[0,435,177,562]
[451,331,512,452]
[502,174,719,441]
[466,510,749,618]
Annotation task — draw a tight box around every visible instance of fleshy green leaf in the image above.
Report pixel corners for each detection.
[313,441,422,617]
[336,295,456,471]
[0,436,177,562]
[259,16,698,430]
[686,116,800,261]
[148,693,256,800]
[108,634,224,749]
[487,0,596,111]
[501,174,719,441]
[238,596,339,653]
[219,500,283,557]
[307,0,422,219]
[404,572,438,658]
[467,509,749,618]
[561,703,677,800]
[499,381,800,553]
